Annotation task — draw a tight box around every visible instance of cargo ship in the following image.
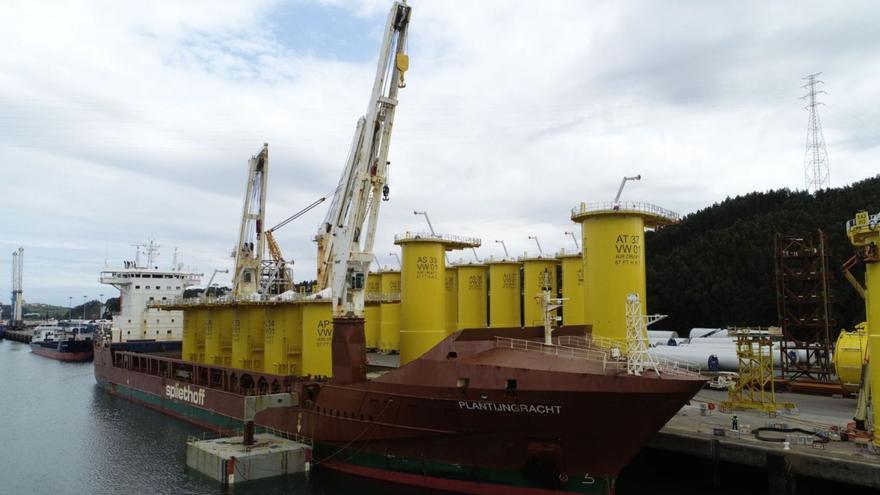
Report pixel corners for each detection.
[95,320,704,494]
[93,3,706,493]
[31,323,94,362]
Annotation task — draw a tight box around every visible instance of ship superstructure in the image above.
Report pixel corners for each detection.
[99,241,202,342]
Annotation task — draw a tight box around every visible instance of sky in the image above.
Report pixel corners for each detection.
[1,0,879,306]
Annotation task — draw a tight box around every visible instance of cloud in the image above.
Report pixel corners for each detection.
[1,0,879,304]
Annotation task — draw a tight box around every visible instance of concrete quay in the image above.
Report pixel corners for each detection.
[3,330,33,343]
[650,389,879,493]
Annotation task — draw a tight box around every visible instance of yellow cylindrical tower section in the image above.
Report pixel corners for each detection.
[521,256,558,327]
[204,307,234,366]
[364,303,381,351]
[445,266,459,335]
[558,251,585,326]
[846,210,880,447]
[488,259,521,328]
[379,270,401,353]
[395,232,481,365]
[572,202,678,341]
[364,272,382,349]
[398,240,446,365]
[264,303,303,376]
[231,304,265,372]
[457,263,488,329]
[301,301,333,377]
[182,307,205,363]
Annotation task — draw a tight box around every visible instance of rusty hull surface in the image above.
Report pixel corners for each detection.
[94,325,705,493]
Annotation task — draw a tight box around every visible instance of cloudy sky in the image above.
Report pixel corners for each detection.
[2,0,878,306]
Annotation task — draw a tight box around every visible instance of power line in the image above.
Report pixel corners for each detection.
[801,73,829,193]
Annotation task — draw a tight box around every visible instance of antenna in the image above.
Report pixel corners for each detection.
[802,73,829,193]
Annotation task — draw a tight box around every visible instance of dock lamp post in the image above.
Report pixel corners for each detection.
[564,231,580,251]
[82,296,87,320]
[68,296,72,320]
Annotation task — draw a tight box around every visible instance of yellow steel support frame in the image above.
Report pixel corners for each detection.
[722,327,796,413]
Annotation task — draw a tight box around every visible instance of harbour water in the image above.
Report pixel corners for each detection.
[0,340,423,495]
[0,338,823,495]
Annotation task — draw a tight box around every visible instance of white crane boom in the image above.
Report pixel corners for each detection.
[232,144,269,298]
[315,1,411,317]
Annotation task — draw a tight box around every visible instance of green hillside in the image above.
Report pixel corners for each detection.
[2,298,118,321]
[645,175,880,334]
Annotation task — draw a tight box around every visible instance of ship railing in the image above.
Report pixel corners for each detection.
[151,290,330,308]
[393,231,482,247]
[570,201,681,223]
[186,426,313,447]
[365,292,401,303]
[494,336,623,373]
[558,335,702,376]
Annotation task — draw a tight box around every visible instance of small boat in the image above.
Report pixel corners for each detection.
[30,322,94,362]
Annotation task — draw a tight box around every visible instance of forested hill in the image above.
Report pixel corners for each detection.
[645,175,880,334]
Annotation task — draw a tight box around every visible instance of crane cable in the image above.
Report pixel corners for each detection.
[267,196,328,233]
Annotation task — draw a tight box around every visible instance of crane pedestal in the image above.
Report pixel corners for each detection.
[332,317,367,385]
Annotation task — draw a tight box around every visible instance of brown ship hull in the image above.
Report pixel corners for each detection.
[94,327,704,494]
